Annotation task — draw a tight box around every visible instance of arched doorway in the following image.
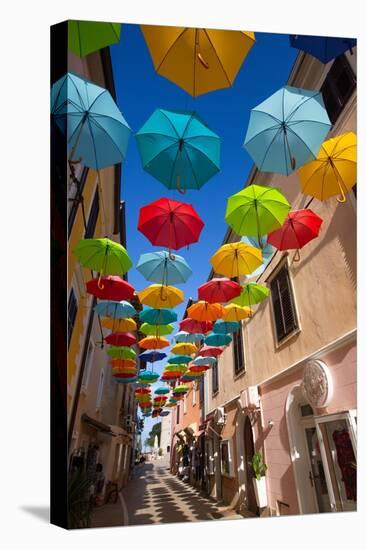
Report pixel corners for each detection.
[244,416,258,516]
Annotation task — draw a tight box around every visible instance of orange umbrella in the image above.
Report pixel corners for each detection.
[111,358,137,369]
[187,300,224,322]
[112,366,138,376]
[138,336,170,349]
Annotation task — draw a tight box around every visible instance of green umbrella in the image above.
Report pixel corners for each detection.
[107,346,137,360]
[225,184,290,245]
[74,238,132,277]
[231,283,270,309]
[68,20,121,57]
[140,323,174,336]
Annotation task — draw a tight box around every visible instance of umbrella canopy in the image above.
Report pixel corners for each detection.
[289,35,357,64]
[155,387,170,395]
[174,331,204,344]
[167,355,192,365]
[298,132,357,203]
[205,333,232,346]
[138,336,170,350]
[74,238,133,278]
[231,283,270,308]
[138,371,160,384]
[87,279,135,301]
[199,345,224,357]
[112,368,138,377]
[137,284,184,309]
[160,411,170,416]
[243,86,331,175]
[140,323,174,336]
[191,355,216,366]
[170,342,198,356]
[51,72,131,169]
[102,317,137,332]
[225,184,291,241]
[105,332,137,347]
[173,384,190,394]
[213,320,240,334]
[138,351,167,363]
[136,108,220,192]
[111,358,136,369]
[138,197,204,250]
[223,304,252,321]
[136,251,192,285]
[115,377,137,384]
[141,26,255,97]
[68,21,122,57]
[198,278,241,304]
[135,387,151,395]
[268,209,323,258]
[179,318,213,334]
[187,301,224,322]
[107,346,137,360]
[210,242,263,278]
[94,300,136,319]
[189,365,210,373]
[241,235,274,277]
[139,307,177,325]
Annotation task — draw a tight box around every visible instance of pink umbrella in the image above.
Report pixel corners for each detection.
[198,277,241,303]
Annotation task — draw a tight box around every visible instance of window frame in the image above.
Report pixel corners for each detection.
[220,439,235,478]
[81,339,95,393]
[84,185,100,239]
[320,54,357,125]
[212,360,219,395]
[232,321,245,376]
[68,287,78,349]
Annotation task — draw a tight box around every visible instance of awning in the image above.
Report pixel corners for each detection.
[81,413,116,437]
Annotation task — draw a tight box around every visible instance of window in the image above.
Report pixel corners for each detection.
[84,187,99,238]
[68,167,88,238]
[270,262,299,344]
[199,376,205,403]
[183,394,187,414]
[212,361,219,394]
[96,368,105,411]
[192,382,197,406]
[81,340,95,390]
[205,439,215,475]
[233,322,245,375]
[220,439,234,477]
[68,288,78,348]
[321,55,356,124]
[176,403,180,424]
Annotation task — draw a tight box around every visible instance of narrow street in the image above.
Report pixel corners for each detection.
[92,459,243,528]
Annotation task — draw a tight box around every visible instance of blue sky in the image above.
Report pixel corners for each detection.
[110,25,298,443]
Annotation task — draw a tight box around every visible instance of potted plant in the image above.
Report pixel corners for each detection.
[251,451,268,508]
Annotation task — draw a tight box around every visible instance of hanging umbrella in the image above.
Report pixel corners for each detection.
[210,242,263,278]
[170,342,198,356]
[198,277,241,304]
[191,356,216,366]
[136,108,220,193]
[160,411,170,416]
[138,336,170,350]
[243,86,331,175]
[136,251,192,285]
[240,235,274,277]
[155,387,170,395]
[164,364,188,373]
[51,72,131,169]
[289,35,356,64]
[68,20,122,57]
[187,301,224,322]
[138,371,160,384]
[141,26,255,97]
[225,185,291,243]
[138,351,167,363]
[140,323,174,336]
[174,331,204,344]
[231,283,270,308]
[213,320,240,334]
[94,300,136,319]
[111,358,136,369]
[179,318,213,334]
[223,304,252,321]
[135,387,151,395]
[112,368,138,378]
[298,132,357,203]
[138,197,204,251]
[167,355,192,365]
[102,317,137,332]
[115,377,137,384]
[205,333,232,346]
[173,384,190,393]
[139,307,177,325]
[137,284,184,308]
[74,238,133,284]
[189,365,210,373]
[105,332,137,346]
[107,346,137,360]
[267,209,323,261]
[199,345,224,357]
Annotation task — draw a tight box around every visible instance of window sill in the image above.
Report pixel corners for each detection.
[212,390,219,398]
[275,328,301,350]
[233,369,246,382]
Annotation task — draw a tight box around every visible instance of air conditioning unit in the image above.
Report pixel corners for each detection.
[215,406,226,425]
[239,386,260,411]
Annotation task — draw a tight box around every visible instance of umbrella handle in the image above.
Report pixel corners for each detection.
[160,285,168,301]
[197,52,209,69]
[336,181,347,203]
[168,249,176,261]
[177,173,186,195]
[293,249,301,262]
[97,274,105,290]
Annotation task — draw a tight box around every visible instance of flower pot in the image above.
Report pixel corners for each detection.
[253,476,268,508]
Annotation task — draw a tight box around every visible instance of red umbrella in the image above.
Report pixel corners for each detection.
[199,345,224,357]
[113,372,137,379]
[198,277,241,303]
[267,209,323,261]
[105,332,137,346]
[189,365,210,373]
[179,318,213,334]
[138,197,204,251]
[86,276,135,301]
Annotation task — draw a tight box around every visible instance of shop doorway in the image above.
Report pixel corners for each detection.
[244,416,258,515]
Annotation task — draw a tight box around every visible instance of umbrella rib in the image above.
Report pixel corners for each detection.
[249,108,282,125]
[159,109,181,139]
[155,28,189,72]
[285,91,324,123]
[89,116,128,161]
[286,125,320,160]
[244,123,282,148]
[182,146,200,189]
[184,140,220,170]
[204,30,232,86]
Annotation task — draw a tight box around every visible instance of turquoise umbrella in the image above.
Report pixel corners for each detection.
[167,355,192,365]
[213,320,240,334]
[241,235,274,277]
[155,387,170,395]
[174,331,204,344]
[51,72,131,169]
[244,85,331,175]
[205,333,232,346]
[136,108,220,192]
[139,307,177,325]
[191,356,216,366]
[136,251,192,285]
[94,300,136,319]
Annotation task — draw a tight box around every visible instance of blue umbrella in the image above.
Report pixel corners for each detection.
[205,333,232,346]
[191,356,216,366]
[213,320,240,334]
[51,72,131,169]
[174,331,205,344]
[167,355,192,365]
[139,351,167,363]
[160,411,170,416]
[289,35,356,64]
[241,235,274,277]
[244,85,331,175]
[139,307,177,325]
[94,300,136,319]
[136,251,192,285]
[136,108,220,192]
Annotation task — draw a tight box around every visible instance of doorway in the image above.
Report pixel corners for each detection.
[244,416,258,515]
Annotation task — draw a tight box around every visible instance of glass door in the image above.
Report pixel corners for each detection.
[304,427,332,512]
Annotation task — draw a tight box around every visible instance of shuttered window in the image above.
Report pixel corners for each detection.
[270,263,298,343]
[321,54,356,124]
[233,322,245,375]
[199,376,205,403]
[68,288,78,348]
[212,361,219,394]
[84,188,99,238]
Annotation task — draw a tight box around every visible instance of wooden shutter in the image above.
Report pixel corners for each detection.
[68,288,78,348]
[212,362,219,394]
[270,263,298,343]
[321,55,356,124]
[84,188,99,238]
[233,322,245,374]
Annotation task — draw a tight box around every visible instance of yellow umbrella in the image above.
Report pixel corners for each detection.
[141,25,255,97]
[102,317,137,332]
[112,366,138,376]
[223,303,253,321]
[187,300,224,322]
[137,284,184,308]
[170,342,198,356]
[138,336,170,350]
[210,242,262,277]
[298,132,357,203]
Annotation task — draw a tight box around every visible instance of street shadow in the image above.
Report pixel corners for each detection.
[19,505,50,523]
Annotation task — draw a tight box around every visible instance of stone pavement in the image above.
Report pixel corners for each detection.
[91,459,244,528]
